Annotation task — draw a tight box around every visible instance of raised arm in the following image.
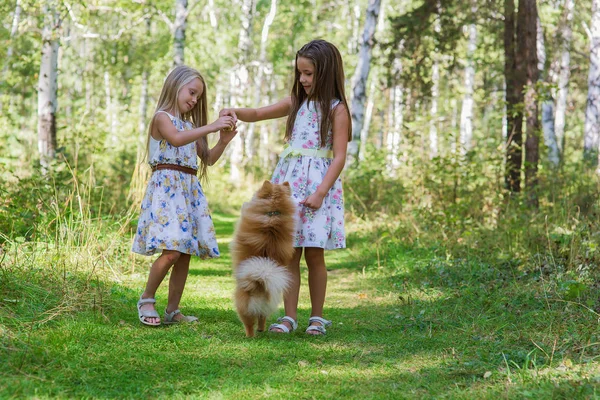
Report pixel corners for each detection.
[152,112,235,147]
[221,97,292,123]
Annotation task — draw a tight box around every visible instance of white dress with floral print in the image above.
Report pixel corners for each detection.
[132,111,220,258]
[271,100,346,250]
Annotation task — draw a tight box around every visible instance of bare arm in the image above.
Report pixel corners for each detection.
[221,97,292,123]
[152,113,235,147]
[207,127,238,165]
[301,104,350,209]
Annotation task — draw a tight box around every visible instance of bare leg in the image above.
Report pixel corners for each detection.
[270,247,302,332]
[166,253,191,321]
[140,250,181,324]
[304,247,327,335]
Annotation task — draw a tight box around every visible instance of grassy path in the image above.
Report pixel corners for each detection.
[2,212,600,398]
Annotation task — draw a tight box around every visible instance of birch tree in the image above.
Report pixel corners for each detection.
[429,4,440,158]
[38,2,61,170]
[584,0,600,165]
[387,54,403,173]
[554,0,574,160]
[537,16,560,166]
[1,0,22,85]
[459,7,477,155]
[348,0,382,165]
[246,0,277,163]
[173,0,188,66]
[229,0,255,181]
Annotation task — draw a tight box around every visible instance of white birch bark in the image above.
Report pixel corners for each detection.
[138,17,151,146]
[585,0,600,164]
[459,21,477,154]
[348,2,361,54]
[229,0,255,181]
[387,44,403,172]
[429,59,439,157]
[208,0,218,30]
[359,81,375,157]
[429,1,441,158]
[1,0,22,83]
[38,2,60,170]
[348,0,382,164]
[555,0,574,157]
[246,0,276,161]
[537,16,559,166]
[173,0,187,66]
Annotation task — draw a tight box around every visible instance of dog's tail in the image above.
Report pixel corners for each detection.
[235,257,291,316]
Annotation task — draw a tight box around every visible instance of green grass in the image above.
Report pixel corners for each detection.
[1,213,600,399]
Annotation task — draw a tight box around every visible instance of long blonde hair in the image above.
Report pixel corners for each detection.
[285,40,352,147]
[146,65,210,181]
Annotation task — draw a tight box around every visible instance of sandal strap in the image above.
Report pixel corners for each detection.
[139,309,160,318]
[137,297,156,306]
[164,309,181,320]
[305,324,327,335]
[308,316,332,327]
[269,316,298,332]
[278,316,298,330]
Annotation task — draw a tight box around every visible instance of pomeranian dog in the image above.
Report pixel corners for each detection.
[230,180,296,337]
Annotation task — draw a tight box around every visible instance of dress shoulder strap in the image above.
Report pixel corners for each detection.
[155,110,176,120]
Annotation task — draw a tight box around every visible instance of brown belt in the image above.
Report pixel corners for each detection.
[151,163,198,175]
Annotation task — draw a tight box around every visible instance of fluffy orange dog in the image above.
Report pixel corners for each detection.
[230,181,296,337]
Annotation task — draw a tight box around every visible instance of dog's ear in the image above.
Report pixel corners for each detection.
[256,180,272,198]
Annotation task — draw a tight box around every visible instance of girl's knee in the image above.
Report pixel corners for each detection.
[304,247,325,266]
[161,250,182,265]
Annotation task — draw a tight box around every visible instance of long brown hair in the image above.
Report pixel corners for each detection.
[146,65,210,180]
[285,40,352,147]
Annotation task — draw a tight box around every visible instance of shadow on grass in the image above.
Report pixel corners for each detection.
[188,268,231,277]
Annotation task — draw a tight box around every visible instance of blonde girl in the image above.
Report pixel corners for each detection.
[133,65,237,326]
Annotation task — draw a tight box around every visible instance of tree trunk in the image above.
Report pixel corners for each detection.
[537,16,560,166]
[429,59,439,158]
[229,0,255,182]
[554,0,573,160]
[38,3,60,170]
[348,0,382,165]
[173,0,187,67]
[360,80,376,158]
[519,0,540,204]
[246,0,276,161]
[585,0,600,165]
[1,0,22,86]
[504,0,523,193]
[460,19,477,155]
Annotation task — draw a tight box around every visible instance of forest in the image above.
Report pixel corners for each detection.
[2,0,600,398]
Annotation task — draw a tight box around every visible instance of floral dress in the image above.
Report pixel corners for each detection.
[132,111,219,258]
[271,100,346,250]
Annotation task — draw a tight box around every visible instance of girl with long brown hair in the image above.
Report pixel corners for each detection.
[221,39,351,335]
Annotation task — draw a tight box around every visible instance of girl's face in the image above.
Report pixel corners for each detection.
[297,57,315,94]
[178,78,204,113]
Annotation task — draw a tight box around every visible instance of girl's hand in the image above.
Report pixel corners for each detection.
[211,116,235,132]
[300,191,326,210]
[219,108,238,124]
[218,126,238,145]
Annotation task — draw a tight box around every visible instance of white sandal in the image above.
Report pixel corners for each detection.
[163,309,198,325]
[268,316,298,333]
[305,316,332,335]
[137,297,161,327]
